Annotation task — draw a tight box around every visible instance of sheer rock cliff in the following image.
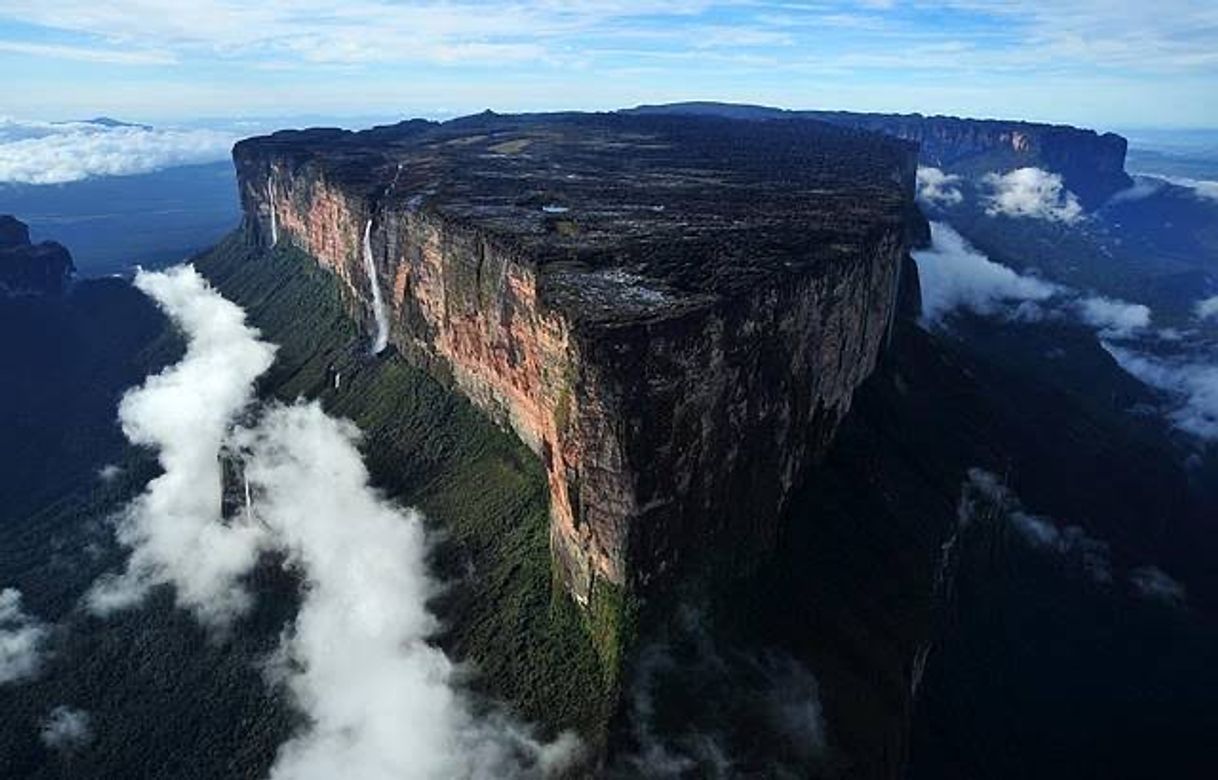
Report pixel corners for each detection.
[232,112,920,633]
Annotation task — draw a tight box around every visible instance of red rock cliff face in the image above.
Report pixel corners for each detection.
[233,113,916,608]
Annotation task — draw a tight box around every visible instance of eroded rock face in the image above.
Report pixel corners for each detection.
[627,103,1133,208]
[808,112,1131,208]
[233,112,917,608]
[0,215,74,296]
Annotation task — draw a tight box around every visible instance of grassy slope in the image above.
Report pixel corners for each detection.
[193,234,613,740]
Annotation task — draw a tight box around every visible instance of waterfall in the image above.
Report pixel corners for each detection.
[243,469,254,525]
[267,177,279,246]
[362,219,390,354]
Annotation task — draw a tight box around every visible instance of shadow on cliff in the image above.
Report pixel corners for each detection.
[604,303,1218,779]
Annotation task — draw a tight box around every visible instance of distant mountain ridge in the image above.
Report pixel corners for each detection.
[625,102,1133,207]
[59,116,154,130]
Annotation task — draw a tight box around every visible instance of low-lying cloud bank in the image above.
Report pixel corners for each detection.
[0,588,50,684]
[913,222,1059,325]
[88,265,277,626]
[912,225,1154,335]
[240,403,578,780]
[0,118,235,184]
[913,221,1218,440]
[93,266,577,779]
[1109,174,1218,205]
[1169,176,1218,201]
[1102,343,1218,440]
[982,167,1084,223]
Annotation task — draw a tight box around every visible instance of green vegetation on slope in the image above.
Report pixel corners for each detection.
[193,233,613,740]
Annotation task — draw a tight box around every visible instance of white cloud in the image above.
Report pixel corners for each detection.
[916,166,963,207]
[1009,511,1114,583]
[1107,174,1218,204]
[0,118,236,184]
[87,265,276,627]
[0,587,50,685]
[1,0,1214,76]
[1173,177,1218,201]
[619,611,827,777]
[954,0,1218,72]
[982,167,1084,223]
[961,471,1200,602]
[0,40,173,65]
[1129,566,1187,606]
[240,403,579,780]
[962,470,1112,584]
[913,221,1059,325]
[95,265,579,778]
[1152,175,1218,202]
[1195,295,1218,320]
[1076,296,1151,338]
[41,706,94,751]
[1103,342,1218,440]
[1106,176,1169,205]
[0,1,710,67]
[97,464,122,482]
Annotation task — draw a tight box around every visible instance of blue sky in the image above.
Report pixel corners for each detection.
[1,1,1216,130]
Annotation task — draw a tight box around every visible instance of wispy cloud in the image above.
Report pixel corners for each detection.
[1,0,1215,76]
[616,607,829,777]
[961,469,1188,604]
[0,2,1214,123]
[913,222,1059,325]
[0,39,173,64]
[962,469,1113,584]
[1103,342,1218,440]
[0,587,50,685]
[1129,566,1187,606]
[40,706,94,752]
[1166,176,1218,201]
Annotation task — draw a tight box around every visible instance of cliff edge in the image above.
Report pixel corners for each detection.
[628,102,1133,208]
[232,112,919,659]
[0,215,74,296]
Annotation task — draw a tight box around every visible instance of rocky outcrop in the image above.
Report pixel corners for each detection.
[628,102,1133,208]
[232,112,917,626]
[0,215,74,295]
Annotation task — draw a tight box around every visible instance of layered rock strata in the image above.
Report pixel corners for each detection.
[233,112,918,608]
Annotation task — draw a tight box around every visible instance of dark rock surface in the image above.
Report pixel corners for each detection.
[236,111,916,323]
[1,214,31,247]
[232,112,920,678]
[0,215,74,295]
[628,102,1133,208]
